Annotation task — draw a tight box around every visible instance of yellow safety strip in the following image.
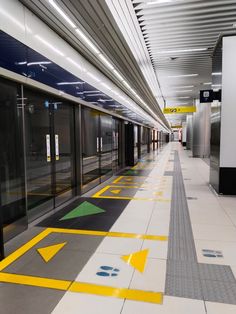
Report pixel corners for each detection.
[0,272,163,304]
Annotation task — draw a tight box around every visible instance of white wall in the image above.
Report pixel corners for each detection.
[220,36,236,167]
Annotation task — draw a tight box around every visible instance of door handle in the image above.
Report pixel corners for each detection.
[46,134,51,162]
[55,134,59,161]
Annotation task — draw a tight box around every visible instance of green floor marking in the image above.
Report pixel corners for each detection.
[60,201,105,220]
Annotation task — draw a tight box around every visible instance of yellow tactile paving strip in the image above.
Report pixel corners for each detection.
[0,228,167,304]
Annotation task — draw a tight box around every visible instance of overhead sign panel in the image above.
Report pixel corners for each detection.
[163,106,196,114]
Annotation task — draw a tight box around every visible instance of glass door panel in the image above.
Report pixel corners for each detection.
[24,89,53,221]
[81,108,100,191]
[53,103,75,207]
[100,114,113,182]
[0,78,27,242]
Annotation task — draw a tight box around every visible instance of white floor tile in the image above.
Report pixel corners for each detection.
[130,258,166,292]
[96,237,143,255]
[192,224,236,242]
[121,296,206,314]
[205,301,236,314]
[52,292,124,314]
[142,240,168,260]
[75,252,134,287]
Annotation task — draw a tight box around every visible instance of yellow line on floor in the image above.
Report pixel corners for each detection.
[0,228,51,271]
[0,272,71,291]
[69,282,163,304]
[93,195,170,202]
[0,272,163,304]
[48,228,168,241]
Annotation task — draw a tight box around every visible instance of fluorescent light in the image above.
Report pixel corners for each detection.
[123,80,131,89]
[87,71,101,82]
[35,35,64,57]
[174,90,193,93]
[75,29,100,54]
[86,94,104,97]
[113,69,123,81]
[174,85,194,88]
[212,72,222,76]
[167,74,198,78]
[98,54,114,70]
[16,61,27,65]
[49,0,76,28]
[157,48,207,54]
[147,0,179,5]
[212,84,221,87]
[204,82,212,85]
[66,57,85,72]
[83,90,100,93]
[27,61,52,66]
[57,81,85,85]
[98,98,113,102]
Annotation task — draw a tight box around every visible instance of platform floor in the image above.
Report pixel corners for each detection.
[1,142,236,314]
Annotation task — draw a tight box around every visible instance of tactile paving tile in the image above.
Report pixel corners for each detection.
[198,264,236,283]
[165,275,203,300]
[165,151,236,304]
[201,279,236,304]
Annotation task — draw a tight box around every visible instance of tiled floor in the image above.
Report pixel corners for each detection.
[1,142,236,313]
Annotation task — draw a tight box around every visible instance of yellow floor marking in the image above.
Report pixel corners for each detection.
[121,249,149,273]
[0,272,71,290]
[93,194,170,202]
[0,272,163,304]
[0,228,51,271]
[110,189,121,195]
[37,242,67,263]
[112,176,124,184]
[69,282,163,304]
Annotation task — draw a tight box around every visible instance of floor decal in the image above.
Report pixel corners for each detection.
[202,249,223,258]
[60,201,105,221]
[37,242,67,263]
[96,266,120,277]
[121,249,149,273]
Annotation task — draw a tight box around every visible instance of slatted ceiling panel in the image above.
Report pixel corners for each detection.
[131,0,236,125]
[20,0,168,127]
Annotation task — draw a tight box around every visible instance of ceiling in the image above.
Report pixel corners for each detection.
[20,0,169,129]
[131,0,236,126]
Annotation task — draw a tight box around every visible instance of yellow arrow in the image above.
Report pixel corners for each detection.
[121,249,149,273]
[110,189,121,195]
[37,242,67,263]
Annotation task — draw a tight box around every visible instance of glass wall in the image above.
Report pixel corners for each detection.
[0,78,27,242]
[140,126,148,157]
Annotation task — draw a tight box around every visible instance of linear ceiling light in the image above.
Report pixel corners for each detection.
[212,72,222,76]
[147,0,181,4]
[49,0,76,28]
[98,54,114,70]
[174,85,194,88]
[174,90,193,93]
[203,82,212,85]
[27,61,52,66]
[156,48,207,54]
[75,29,100,54]
[167,74,198,78]
[57,81,84,85]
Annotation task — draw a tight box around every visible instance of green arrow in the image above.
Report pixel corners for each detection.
[60,201,105,220]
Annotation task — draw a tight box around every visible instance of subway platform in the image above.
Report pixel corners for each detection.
[1,143,236,314]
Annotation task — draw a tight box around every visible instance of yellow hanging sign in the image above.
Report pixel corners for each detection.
[163,106,196,114]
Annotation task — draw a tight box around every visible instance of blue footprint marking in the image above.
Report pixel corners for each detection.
[96,266,120,277]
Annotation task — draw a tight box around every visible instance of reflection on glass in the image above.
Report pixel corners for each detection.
[141,126,148,156]
[81,108,100,187]
[100,114,112,179]
[134,125,138,161]
[24,89,53,212]
[0,78,26,231]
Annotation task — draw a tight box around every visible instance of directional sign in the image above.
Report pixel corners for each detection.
[121,249,149,273]
[37,242,67,263]
[163,106,196,114]
[110,189,121,195]
[60,201,105,220]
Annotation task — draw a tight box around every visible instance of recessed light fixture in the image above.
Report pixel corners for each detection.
[203,82,212,85]
[212,72,222,76]
[27,61,52,66]
[174,85,194,88]
[174,90,193,93]
[167,74,198,78]
[57,81,85,85]
[157,48,207,54]
[49,0,76,28]
[212,84,221,87]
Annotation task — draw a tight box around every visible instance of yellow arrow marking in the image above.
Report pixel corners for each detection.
[110,189,121,195]
[37,242,67,263]
[121,249,149,273]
